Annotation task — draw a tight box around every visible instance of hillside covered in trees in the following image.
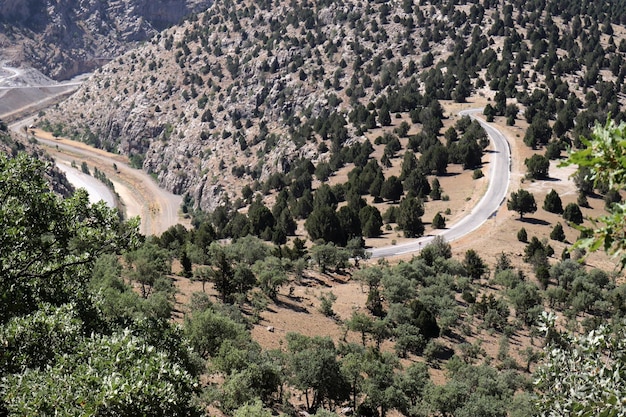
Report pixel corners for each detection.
[2,139,626,415]
[4,0,626,415]
[44,0,626,212]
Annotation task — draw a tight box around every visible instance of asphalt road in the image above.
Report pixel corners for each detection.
[369,109,512,258]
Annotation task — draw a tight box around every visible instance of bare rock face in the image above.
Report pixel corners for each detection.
[0,0,213,80]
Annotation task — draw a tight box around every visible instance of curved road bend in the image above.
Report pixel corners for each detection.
[370,109,512,258]
[1,66,183,236]
[9,117,183,236]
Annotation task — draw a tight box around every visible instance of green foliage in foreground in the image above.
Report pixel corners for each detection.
[535,313,626,417]
[0,153,140,324]
[562,118,626,268]
[3,325,200,416]
[0,153,202,416]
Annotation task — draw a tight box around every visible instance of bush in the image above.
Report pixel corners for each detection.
[318,291,337,317]
[517,227,528,243]
[472,168,484,179]
[432,212,446,229]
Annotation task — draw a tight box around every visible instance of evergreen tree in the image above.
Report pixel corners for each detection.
[430,178,442,200]
[305,206,346,245]
[543,189,564,214]
[432,212,446,229]
[563,203,584,225]
[359,205,383,238]
[518,227,528,242]
[397,197,425,238]
[380,175,404,202]
[550,222,566,242]
[507,189,537,219]
[525,154,550,179]
[463,249,488,281]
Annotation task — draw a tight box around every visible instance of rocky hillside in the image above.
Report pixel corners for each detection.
[44,0,626,212]
[0,0,213,79]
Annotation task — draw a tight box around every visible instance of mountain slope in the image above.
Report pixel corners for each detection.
[44,0,626,212]
[0,0,213,80]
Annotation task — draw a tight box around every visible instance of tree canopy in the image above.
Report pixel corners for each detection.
[0,153,202,415]
[507,189,537,219]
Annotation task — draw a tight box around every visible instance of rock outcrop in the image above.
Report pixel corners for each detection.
[0,0,213,80]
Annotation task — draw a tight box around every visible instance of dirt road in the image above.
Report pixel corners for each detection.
[1,62,186,236]
[10,116,185,236]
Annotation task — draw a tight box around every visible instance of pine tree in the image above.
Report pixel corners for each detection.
[550,222,566,242]
[543,189,563,214]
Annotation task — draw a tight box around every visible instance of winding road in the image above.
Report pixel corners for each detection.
[1,65,184,236]
[1,63,510,243]
[369,109,512,258]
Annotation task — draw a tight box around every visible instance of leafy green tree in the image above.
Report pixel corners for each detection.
[361,350,404,417]
[346,311,374,346]
[0,303,82,375]
[535,313,626,416]
[310,243,340,274]
[3,329,201,416]
[340,344,367,412]
[124,242,172,298]
[0,153,139,324]
[192,265,212,293]
[184,307,248,358]
[507,282,543,326]
[253,256,289,299]
[394,362,430,416]
[233,400,273,417]
[543,189,563,214]
[419,235,452,265]
[286,334,350,413]
[525,154,550,179]
[507,189,537,219]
